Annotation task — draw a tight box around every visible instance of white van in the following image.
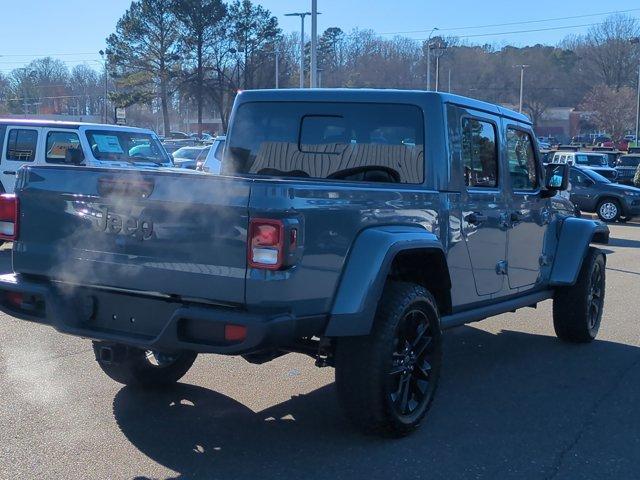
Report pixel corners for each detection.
[0,119,171,193]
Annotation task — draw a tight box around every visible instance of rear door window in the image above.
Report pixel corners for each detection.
[461,118,498,188]
[46,130,84,163]
[224,102,424,184]
[6,128,38,161]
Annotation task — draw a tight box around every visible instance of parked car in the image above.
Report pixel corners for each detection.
[0,119,171,193]
[171,146,208,169]
[550,151,618,181]
[614,155,640,185]
[167,131,191,140]
[0,90,610,437]
[196,135,225,173]
[569,166,640,222]
[537,137,551,149]
[591,149,623,168]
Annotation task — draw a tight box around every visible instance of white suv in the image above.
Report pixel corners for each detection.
[0,119,171,193]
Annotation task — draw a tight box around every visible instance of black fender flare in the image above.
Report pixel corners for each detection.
[549,217,609,286]
[325,226,447,336]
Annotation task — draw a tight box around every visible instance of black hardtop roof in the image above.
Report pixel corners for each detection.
[236,88,531,125]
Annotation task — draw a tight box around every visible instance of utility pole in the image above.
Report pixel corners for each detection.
[515,64,530,114]
[285,12,312,88]
[275,50,280,89]
[448,69,451,93]
[425,27,439,91]
[310,0,318,88]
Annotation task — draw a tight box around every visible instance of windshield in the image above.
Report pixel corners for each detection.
[174,147,203,160]
[581,167,610,183]
[575,153,606,166]
[86,130,170,164]
[618,156,640,167]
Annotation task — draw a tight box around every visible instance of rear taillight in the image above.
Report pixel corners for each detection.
[248,218,284,270]
[0,194,18,241]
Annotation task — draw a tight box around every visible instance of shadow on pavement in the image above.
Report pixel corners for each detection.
[606,237,640,248]
[114,325,640,480]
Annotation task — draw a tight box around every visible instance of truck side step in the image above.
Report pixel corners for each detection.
[441,290,554,329]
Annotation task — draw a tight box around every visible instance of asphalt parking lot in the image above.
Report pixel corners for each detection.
[1,220,640,480]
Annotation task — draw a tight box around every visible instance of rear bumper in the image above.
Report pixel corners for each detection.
[0,274,326,354]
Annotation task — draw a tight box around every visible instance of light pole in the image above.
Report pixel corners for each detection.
[425,27,439,91]
[514,64,530,114]
[99,50,108,123]
[434,43,447,92]
[310,0,319,88]
[285,12,311,88]
[275,50,280,88]
[631,37,640,148]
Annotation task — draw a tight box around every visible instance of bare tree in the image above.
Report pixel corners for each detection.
[579,14,640,90]
[580,84,636,139]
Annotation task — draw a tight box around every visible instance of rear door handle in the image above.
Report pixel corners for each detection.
[465,212,488,225]
[3,171,16,175]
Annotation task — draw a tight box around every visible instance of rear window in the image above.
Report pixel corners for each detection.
[223,102,424,183]
[618,156,640,167]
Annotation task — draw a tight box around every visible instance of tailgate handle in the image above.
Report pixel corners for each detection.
[3,171,16,175]
[98,177,155,198]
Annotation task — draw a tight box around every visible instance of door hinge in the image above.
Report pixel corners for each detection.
[496,260,508,275]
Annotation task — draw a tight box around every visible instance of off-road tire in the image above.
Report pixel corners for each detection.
[596,198,621,222]
[335,282,442,437]
[92,341,197,388]
[553,248,605,343]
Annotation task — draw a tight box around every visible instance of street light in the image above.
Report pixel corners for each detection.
[99,50,109,123]
[433,42,447,92]
[631,37,640,148]
[425,27,439,91]
[514,64,530,114]
[285,10,321,88]
[285,12,310,88]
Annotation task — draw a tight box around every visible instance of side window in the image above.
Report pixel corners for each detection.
[507,128,538,190]
[6,129,38,162]
[461,118,498,188]
[46,131,84,163]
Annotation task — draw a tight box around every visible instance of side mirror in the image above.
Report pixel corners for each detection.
[64,148,85,165]
[542,163,569,197]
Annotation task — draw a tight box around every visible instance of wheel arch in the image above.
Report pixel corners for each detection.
[549,217,609,287]
[325,226,451,337]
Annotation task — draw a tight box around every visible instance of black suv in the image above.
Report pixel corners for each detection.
[569,166,640,222]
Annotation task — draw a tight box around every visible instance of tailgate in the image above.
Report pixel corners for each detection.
[13,166,251,304]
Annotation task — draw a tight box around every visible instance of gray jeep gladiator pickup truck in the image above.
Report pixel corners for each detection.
[0,89,609,437]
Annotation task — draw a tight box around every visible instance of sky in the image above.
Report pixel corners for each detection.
[0,0,639,75]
